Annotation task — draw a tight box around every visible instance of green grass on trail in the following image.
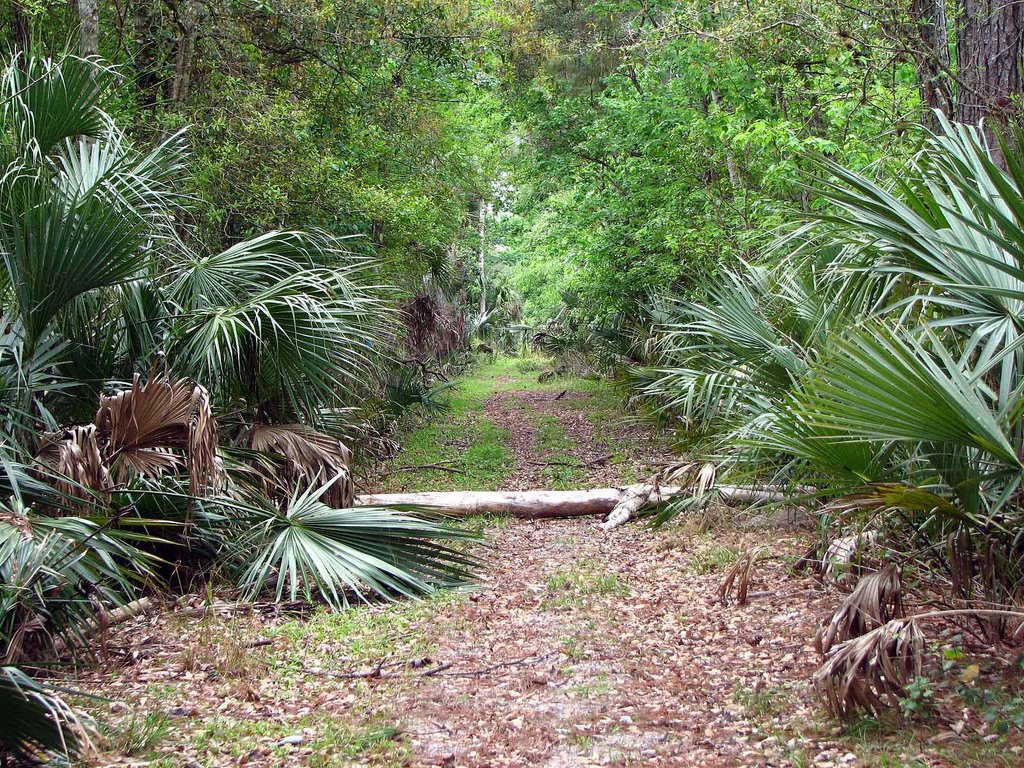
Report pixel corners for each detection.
[374,353,674,493]
[375,357,520,492]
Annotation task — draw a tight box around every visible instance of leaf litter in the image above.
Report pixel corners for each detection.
[62,385,1022,767]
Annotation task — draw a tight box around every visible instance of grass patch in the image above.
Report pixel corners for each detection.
[732,684,790,720]
[270,593,455,668]
[377,358,529,492]
[102,711,171,757]
[544,563,629,608]
[834,714,1023,767]
[687,545,742,574]
[461,512,513,532]
[182,714,409,766]
[533,414,586,489]
[571,673,614,698]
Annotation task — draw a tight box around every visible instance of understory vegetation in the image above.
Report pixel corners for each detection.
[4,0,1024,764]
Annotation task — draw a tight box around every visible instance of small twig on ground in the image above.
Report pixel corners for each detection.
[430,651,557,678]
[396,463,465,474]
[551,390,568,400]
[299,659,453,680]
[527,454,614,469]
[303,653,554,681]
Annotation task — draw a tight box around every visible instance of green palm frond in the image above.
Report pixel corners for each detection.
[797,323,1018,467]
[171,232,389,417]
[224,478,479,608]
[0,665,85,762]
[0,54,110,158]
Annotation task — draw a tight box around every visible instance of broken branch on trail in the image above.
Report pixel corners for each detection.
[355,484,791,521]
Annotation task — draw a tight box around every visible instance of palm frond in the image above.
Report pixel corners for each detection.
[0,665,88,762]
[225,478,479,609]
[239,423,353,508]
[816,565,905,655]
[814,618,924,719]
[95,373,218,497]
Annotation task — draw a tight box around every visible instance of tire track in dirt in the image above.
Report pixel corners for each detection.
[483,387,674,491]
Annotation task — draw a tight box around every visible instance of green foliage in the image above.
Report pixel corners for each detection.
[227,479,479,609]
[0,55,479,678]
[643,117,1024,630]
[491,0,922,323]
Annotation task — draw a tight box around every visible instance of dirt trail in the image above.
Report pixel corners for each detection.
[386,386,830,767]
[395,519,831,767]
[484,386,672,491]
[71,382,843,768]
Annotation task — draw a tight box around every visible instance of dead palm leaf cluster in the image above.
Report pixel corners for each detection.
[814,618,925,719]
[403,293,467,362]
[36,374,218,502]
[719,546,767,606]
[239,423,354,508]
[816,565,905,655]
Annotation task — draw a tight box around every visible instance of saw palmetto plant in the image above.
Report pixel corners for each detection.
[0,52,481,758]
[638,115,1024,715]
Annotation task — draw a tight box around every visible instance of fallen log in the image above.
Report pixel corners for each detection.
[355,485,791,520]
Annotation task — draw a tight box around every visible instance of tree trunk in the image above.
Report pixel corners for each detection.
[956,0,1024,162]
[710,89,741,189]
[9,0,30,62]
[171,0,199,105]
[355,485,791,519]
[478,199,488,318]
[75,0,100,57]
[133,0,162,110]
[911,0,953,124]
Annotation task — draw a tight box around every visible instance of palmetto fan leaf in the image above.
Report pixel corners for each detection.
[811,115,1024,406]
[35,374,218,501]
[172,232,389,418]
[0,179,148,348]
[226,479,479,608]
[0,54,109,158]
[0,665,86,762]
[796,323,1018,467]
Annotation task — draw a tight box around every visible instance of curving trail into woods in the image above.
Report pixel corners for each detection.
[69,362,987,767]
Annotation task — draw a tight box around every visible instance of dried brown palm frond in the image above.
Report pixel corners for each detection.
[814,618,924,719]
[239,423,354,508]
[816,564,904,656]
[662,461,717,495]
[403,294,466,361]
[35,425,111,502]
[719,546,767,605]
[95,373,218,496]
